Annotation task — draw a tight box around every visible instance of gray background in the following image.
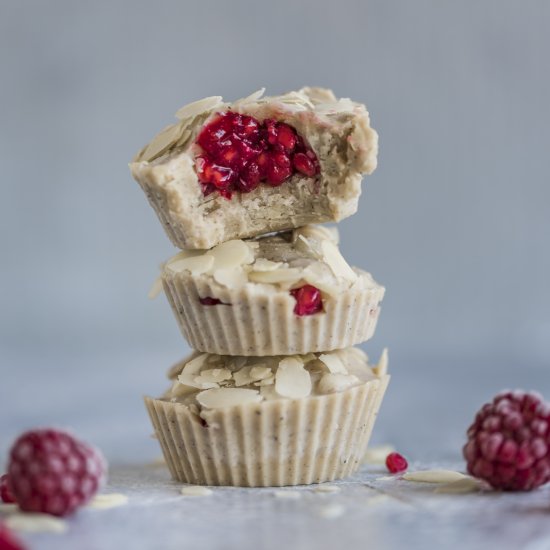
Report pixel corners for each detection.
[1,1,549,463]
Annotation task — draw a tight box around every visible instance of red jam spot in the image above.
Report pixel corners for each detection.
[290,285,323,316]
[199,296,230,306]
[385,452,408,474]
[195,112,320,198]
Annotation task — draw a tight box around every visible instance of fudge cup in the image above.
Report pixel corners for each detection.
[156,226,385,356]
[145,347,389,487]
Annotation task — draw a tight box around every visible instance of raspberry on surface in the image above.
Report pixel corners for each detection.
[385,452,408,474]
[463,391,550,491]
[7,429,107,517]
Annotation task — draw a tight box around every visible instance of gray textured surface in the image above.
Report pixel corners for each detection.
[4,463,550,550]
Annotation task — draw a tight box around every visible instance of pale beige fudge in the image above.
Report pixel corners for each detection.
[130,88,378,249]
[152,225,385,355]
[145,347,389,486]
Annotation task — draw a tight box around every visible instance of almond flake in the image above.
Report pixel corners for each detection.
[363,444,395,465]
[181,486,213,496]
[166,254,214,275]
[321,240,357,282]
[254,375,275,386]
[209,240,255,271]
[318,373,360,394]
[318,353,348,374]
[248,268,302,285]
[233,88,266,107]
[178,354,214,389]
[233,366,253,387]
[175,96,223,119]
[252,258,284,271]
[196,388,262,409]
[213,267,248,288]
[434,477,482,494]
[302,262,338,295]
[6,513,67,534]
[250,366,272,381]
[199,368,232,384]
[170,380,196,399]
[402,470,468,484]
[141,123,183,162]
[295,225,339,245]
[87,493,128,509]
[374,348,389,377]
[148,276,163,299]
[275,358,311,398]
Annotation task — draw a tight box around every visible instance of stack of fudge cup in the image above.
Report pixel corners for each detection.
[130,88,389,487]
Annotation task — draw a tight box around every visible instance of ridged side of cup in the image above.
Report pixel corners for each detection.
[162,270,384,356]
[145,374,389,487]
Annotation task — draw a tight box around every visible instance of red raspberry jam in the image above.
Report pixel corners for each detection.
[195,112,320,199]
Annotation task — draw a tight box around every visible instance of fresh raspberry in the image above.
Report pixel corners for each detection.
[463,391,550,491]
[0,474,16,504]
[7,429,107,516]
[386,452,408,474]
[0,523,26,550]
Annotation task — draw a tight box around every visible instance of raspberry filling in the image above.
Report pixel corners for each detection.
[199,296,230,306]
[195,112,320,199]
[290,285,323,316]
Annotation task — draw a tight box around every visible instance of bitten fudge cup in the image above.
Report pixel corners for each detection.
[145,347,389,487]
[130,88,378,250]
[151,225,385,356]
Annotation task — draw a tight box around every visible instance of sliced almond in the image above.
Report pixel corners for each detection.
[196,388,262,409]
[321,240,357,282]
[181,486,213,496]
[403,470,468,484]
[318,353,348,374]
[434,477,482,494]
[275,357,311,398]
[374,348,389,377]
[209,240,255,271]
[141,123,184,162]
[166,254,214,275]
[248,268,302,285]
[250,366,272,381]
[177,353,214,389]
[87,493,128,509]
[254,375,275,386]
[302,262,338,296]
[148,276,163,299]
[170,379,196,399]
[233,366,253,387]
[233,88,266,107]
[295,225,339,245]
[213,267,248,288]
[175,96,223,119]
[363,444,396,465]
[198,368,232,384]
[252,258,284,272]
[318,373,360,394]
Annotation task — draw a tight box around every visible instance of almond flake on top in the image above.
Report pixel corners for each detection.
[196,388,262,409]
[318,373,360,394]
[321,239,357,282]
[275,357,312,398]
[175,96,224,120]
[318,353,348,374]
